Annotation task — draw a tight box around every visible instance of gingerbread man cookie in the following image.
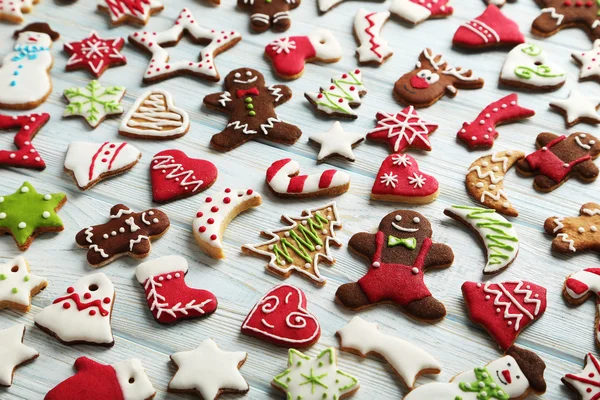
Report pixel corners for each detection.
[204,68,302,152]
[532,0,600,41]
[238,0,300,32]
[335,210,454,321]
[75,204,170,267]
[544,202,600,253]
[516,132,600,192]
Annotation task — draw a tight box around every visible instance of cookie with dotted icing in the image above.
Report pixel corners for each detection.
[0,256,47,313]
[573,40,600,82]
[544,202,600,254]
[63,31,127,78]
[97,0,163,26]
[563,353,600,399]
[0,0,39,23]
[0,113,50,170]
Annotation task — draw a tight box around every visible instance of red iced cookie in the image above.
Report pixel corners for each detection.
[367,107,438,153]
[0,113,49,170]
[452,5,525,49]
[64,31,126,78]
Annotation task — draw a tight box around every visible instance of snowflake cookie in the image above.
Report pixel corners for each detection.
[63,81,125,128]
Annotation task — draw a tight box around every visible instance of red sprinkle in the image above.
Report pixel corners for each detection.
[196,212,203,218]
[103,297,111,304]
[63,303,71,309]
[199,226,207,233]
[67,287,74,294]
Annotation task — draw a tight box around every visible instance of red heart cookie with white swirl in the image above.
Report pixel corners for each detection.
[371,153,439,204]
[150,150,218,203]
[241,284,320,348]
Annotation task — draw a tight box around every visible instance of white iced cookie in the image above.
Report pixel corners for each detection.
[0,324,38,387]
[500,43,566,91]
[0,256,47,312]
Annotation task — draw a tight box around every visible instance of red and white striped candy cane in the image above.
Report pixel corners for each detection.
[266,158,350,197]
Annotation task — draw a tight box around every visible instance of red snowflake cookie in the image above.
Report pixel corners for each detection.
[64,31,126,78]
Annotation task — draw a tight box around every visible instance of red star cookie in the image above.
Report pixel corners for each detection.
[64,31,127,78]
[367,107,438,153]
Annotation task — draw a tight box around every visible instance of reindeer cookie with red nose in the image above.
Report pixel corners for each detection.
[204,68,302,152]
[393,48,484,108]
[335,210,454,321]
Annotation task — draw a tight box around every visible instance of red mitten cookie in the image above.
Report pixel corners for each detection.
[242,284,320,348]
[367,107,438,153]
[452,5,525,49]
[462,281,547,350]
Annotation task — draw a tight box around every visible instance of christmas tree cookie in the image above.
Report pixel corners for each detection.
[305,70,366,119]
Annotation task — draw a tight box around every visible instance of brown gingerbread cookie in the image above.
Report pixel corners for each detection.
[75,204,170,267]
[393,48,484,108]
[516,132,600,192]
[532,0,600,41]
[544,202,600,253]
[203,68,302,152]
[335,210,454,321]
[238,0,300,32]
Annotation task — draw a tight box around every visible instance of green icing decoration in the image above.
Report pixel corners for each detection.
[514,65,564,80]
[249,111,256,116]
[520,44,542,56]
[314,71,363,114]
[63,80,125,126]
[11,288,18,294]
[23,275,29,282]
[387,235,417,250]
[336,370,358,391]
[300,368,329,393]
[0,182,66,247]
[272,212,328,265]
[458,367,509,400]
[0,274,6,280]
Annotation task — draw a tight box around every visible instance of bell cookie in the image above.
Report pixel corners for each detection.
[0,324,38,387]
[304,69,366,119]
[97,0,163,26]
[544,202,600,253]
[75,204,170,267]
[0,113,50,170]
[563,268,600,347]
[238,0,300,32]
[516,132,600,192]
[550,90,600,127]
[354,9,392,65]
[532,0,600,41]
[64,31,126,78]
[204,68,302,151]
[500,43,566,91]
[367,107,438,153]
[63,81,125,129]
[335,210,454,321]
[389,0,453,24]
[563,353,600,399]
[452,5,525,50]
[0,256,47,312]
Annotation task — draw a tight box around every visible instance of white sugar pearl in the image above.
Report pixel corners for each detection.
[44,194,51,200]
[18,222,26,229]
[20,186,29,193]
[42,211,50,219]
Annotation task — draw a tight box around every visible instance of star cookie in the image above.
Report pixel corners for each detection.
[64,31,127,78]
[0,0,39,23]
[0,256,47,312]
[63,81,125,128]
[550,90,600,127]
[309,121,365,162]
[367,107,438,153]
[573,40,600,82]
[0,182,67,251]
[0,324,39,387]
[97,0,164,26]
[563,353,600,399]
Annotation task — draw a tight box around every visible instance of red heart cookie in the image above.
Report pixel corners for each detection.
[150,150,217,203]
[241,284,320,348]
[371,153,439,204]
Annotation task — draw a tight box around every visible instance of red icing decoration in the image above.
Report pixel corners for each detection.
[0,113,50,170]
[564,353,600,398]
[409,0,453,17]
[525,135,591,182]
[462,280,547,350]
[241,284,321,347]
[371,153,439,201]
[105,0,151,19]
[53,293,110,317]
[64,31,127,78]
[367,107,438,153]
[264,36,316,78]
[452,5,525,48]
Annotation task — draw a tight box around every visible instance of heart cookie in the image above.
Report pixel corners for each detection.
[371,153,439,204]
[241,284,320,347]
[500,43,566,91]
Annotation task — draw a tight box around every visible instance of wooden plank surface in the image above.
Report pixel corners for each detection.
[0,0,598,398]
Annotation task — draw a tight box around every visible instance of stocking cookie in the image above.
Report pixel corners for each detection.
[242,202,342,286]
[0,256,47,312]
[34,273,115,346]
[0,23,60,110]
[238,0,300,32]
[452,5,525,49]
[265,30,342,79]
[354,10,393,65]
[367,107,438,153]
[0,113,50,170]
[241,284,320,347]
[389,0,453,24]
[466,150,525,217]
[337,316,441,389]
[404,346,546,399]
[516,132,600,192]
[129,9,241,83]
[462,281,547,350]
[204,68,302,151]
[309,122,365,162]
[136,256,217,324]
[372,153,439,204]
[45,357,155,400]
[98,0,163,26]
[266,158,350,198]
[544,203,600,253]
[563,353,600,399]
[500,43,566,91]
[64,31,127,78]
[550,90,600,127]
[75,204,170,267]
[304,69,366,119]
[457,93,535,150]
[532,0,600,41]
[563,268,600,346]
[63,81,125,129]
[0,324,38,387]
[0,182,67,251]
[193,188,262,259]
[0,0,39,23]
[151,150,217,203]
[335,210,454,321]
[444,206,519,274]
[573,40,600,82]
[394,49,484,108]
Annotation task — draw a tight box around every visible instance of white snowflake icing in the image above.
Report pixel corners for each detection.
[408,173,426,188]
[270,37,297,54]
[369,107,434,152]
[392,154,412,167]
[380,172,398,188]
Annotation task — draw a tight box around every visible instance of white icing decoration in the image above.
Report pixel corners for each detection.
[408,173,426,188]
[354,9,393,64]
[0,256,47,309]
[483,281,542,330]
[389,0,433,23]
[129,235,150,251]
[111,358,156,400]
[550,90,600,126]
[266,158,350,195]
[305,70,366,117]
[309,121,365,162]
[501,43,566,88]
[0,324,39,386]
[540,7,564,25]
[151,153,205,192]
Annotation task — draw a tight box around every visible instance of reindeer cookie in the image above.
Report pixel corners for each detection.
[516,132,600,192]
[393,49,484,108]
[335,210,454,321]
[75,204,170,267]
[238,0,300,32]
[204,68,302,151]
[532,0,600,41]
[544,202,600,253]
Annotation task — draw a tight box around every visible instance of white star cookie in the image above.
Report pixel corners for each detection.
[563,353,600,399]
[550,90,600,127]
[0,324,39,386]
[309,121,365,162]
[573,40,600,82]
[169,339,249,399]
[0,256,47,312]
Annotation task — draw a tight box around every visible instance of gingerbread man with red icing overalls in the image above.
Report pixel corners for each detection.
[335,210,454,321]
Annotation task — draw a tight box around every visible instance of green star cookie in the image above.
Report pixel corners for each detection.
[0,182,67,250]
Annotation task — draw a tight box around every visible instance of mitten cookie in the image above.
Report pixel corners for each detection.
[0,24,60,110]
[238,0,300,32]
[64,31,127,78]
[354,10,392,65]
[550,90,600,127]
[265,30,342,79]
[532,0,600,41]
[45,357,155,400]
[204,68,302,151]
[241,284,320,347]
[452,5,524,49]
[0,256,47,312]
[389,0,452,24]
[394,49,484,108]
[516,132,600,192]
[63,81,125,129]
[573,40,600,82]
[35,273,115,346]
[305,70,366,119]
[500,43,566,91]
[75,204,170,267]
[563,268,600,346]
[367,107,438,153]
[462,281,547,350]
[97,0,163,26]
[135,256,218,324]
[545,203,600,253]
[563,353,600,399]
[243,202,342,286]
[0,113,50,170]
[404,346,546,399]
[0,324,38,387]
[335,210,454,321]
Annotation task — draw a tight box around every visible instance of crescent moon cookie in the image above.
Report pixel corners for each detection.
[444,206,519,275]
[465,150,525,217]
[499,43,566,92]
[192,188,262,259]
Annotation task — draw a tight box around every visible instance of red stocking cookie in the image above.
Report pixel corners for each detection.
[0,113,49,170]
[389,0,452,24]
[564,268,600,346]
[532,0,600,41]
[462,281,547,350]
[335,210,454,321]
[452,5,525,49]
[64,31,127,78]
[367,107,438,153]
[238,0,300,32]
[75,204,170,267]
[241,284,320,347]
[136,256,217,324]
